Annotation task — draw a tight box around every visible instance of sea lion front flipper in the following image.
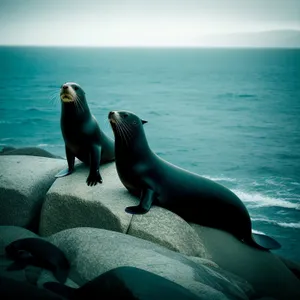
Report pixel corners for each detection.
[55,146,75,178]
[86,145,102,186]
[125,188,155,214]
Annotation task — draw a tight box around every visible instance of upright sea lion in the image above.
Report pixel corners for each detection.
[108,110,281,250]
[55,82,115,186]
[44,266,201,300]
[6,238,70,283]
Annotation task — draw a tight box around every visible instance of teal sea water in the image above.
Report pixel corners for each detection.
[0,47,299,262]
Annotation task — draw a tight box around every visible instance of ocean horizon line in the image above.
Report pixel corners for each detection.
[1,44,300,50]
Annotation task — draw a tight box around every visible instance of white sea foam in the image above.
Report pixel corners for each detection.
[252,229,266,235]
[252,217,300,229]
[202,175,237,182]
[37,144,64,148]
[277,222,300,229]
[232,190,300,210]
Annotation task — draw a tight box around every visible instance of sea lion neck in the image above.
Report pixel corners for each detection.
[115,126,152,161]
[61,101,91,120]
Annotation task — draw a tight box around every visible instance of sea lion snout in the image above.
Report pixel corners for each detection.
[60,84,74,102]
[108,111,118,123]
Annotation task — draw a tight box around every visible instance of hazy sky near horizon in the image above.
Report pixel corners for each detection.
[0,0,299,46]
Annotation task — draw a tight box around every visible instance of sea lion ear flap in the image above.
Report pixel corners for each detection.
[141,119,148,125]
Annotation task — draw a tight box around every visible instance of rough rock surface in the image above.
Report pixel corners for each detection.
[47,227,254,300]
[0,147,63,159]
[129,206,206,258]
[0,155,65,230]
[0,226,255,300]
[39,162,135,236]
[1,148,300,300]
[39,162,207,259]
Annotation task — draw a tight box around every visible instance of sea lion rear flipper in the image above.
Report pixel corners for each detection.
[44,282,76,299]
[86,145,102,186]
[250,233,281,250]
[125,188,155,214]
[7,260,28,271]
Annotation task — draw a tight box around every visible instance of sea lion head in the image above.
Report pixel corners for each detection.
[60,82,85,103]
[108,110,148,145]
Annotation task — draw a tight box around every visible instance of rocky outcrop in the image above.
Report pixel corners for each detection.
[39,160,206,258]
[0,146,62,159]
[0,155,65,231]
[0,226,253,300]
[0,148,300,300]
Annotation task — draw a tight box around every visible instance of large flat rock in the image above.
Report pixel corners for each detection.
[0,155,65,231]
[39,162,134,236]
[129,206,207,258]
[39,162,207,259]
[191,224,300,300]
[47,227,253,300]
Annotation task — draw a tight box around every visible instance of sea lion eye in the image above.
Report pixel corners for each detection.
[74,86,79,91]
[123,114,128,118]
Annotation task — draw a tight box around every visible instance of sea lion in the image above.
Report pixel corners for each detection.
[55,82,115,186]
[44,266,201,300]
[6,238,70,283]
[108,110,281,250]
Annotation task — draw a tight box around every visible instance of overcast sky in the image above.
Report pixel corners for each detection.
[0,0,299,46]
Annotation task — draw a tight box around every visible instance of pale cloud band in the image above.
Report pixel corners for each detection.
[0,0,299,47]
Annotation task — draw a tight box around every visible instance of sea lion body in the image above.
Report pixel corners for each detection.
[56,82,114,185]
[5,238,70,283]
[109,110,281,250]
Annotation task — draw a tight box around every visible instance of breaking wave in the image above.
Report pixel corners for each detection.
[232,190,300,211]
[252,218,300,229]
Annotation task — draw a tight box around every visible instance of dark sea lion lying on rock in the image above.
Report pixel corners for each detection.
[108,110,281,250]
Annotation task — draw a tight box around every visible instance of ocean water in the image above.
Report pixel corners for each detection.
[0,47,299,262]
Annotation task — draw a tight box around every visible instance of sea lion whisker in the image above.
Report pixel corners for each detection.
[120,121,133,141]
[116,119,130,147]
[74,94,85,112]
[114,122,126,146]
[121,119,133,134]
[104,119,111,130]
[116,121,129,147]
[48,90,58,101]
[48,95,60,107]
[114,123,122,141]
